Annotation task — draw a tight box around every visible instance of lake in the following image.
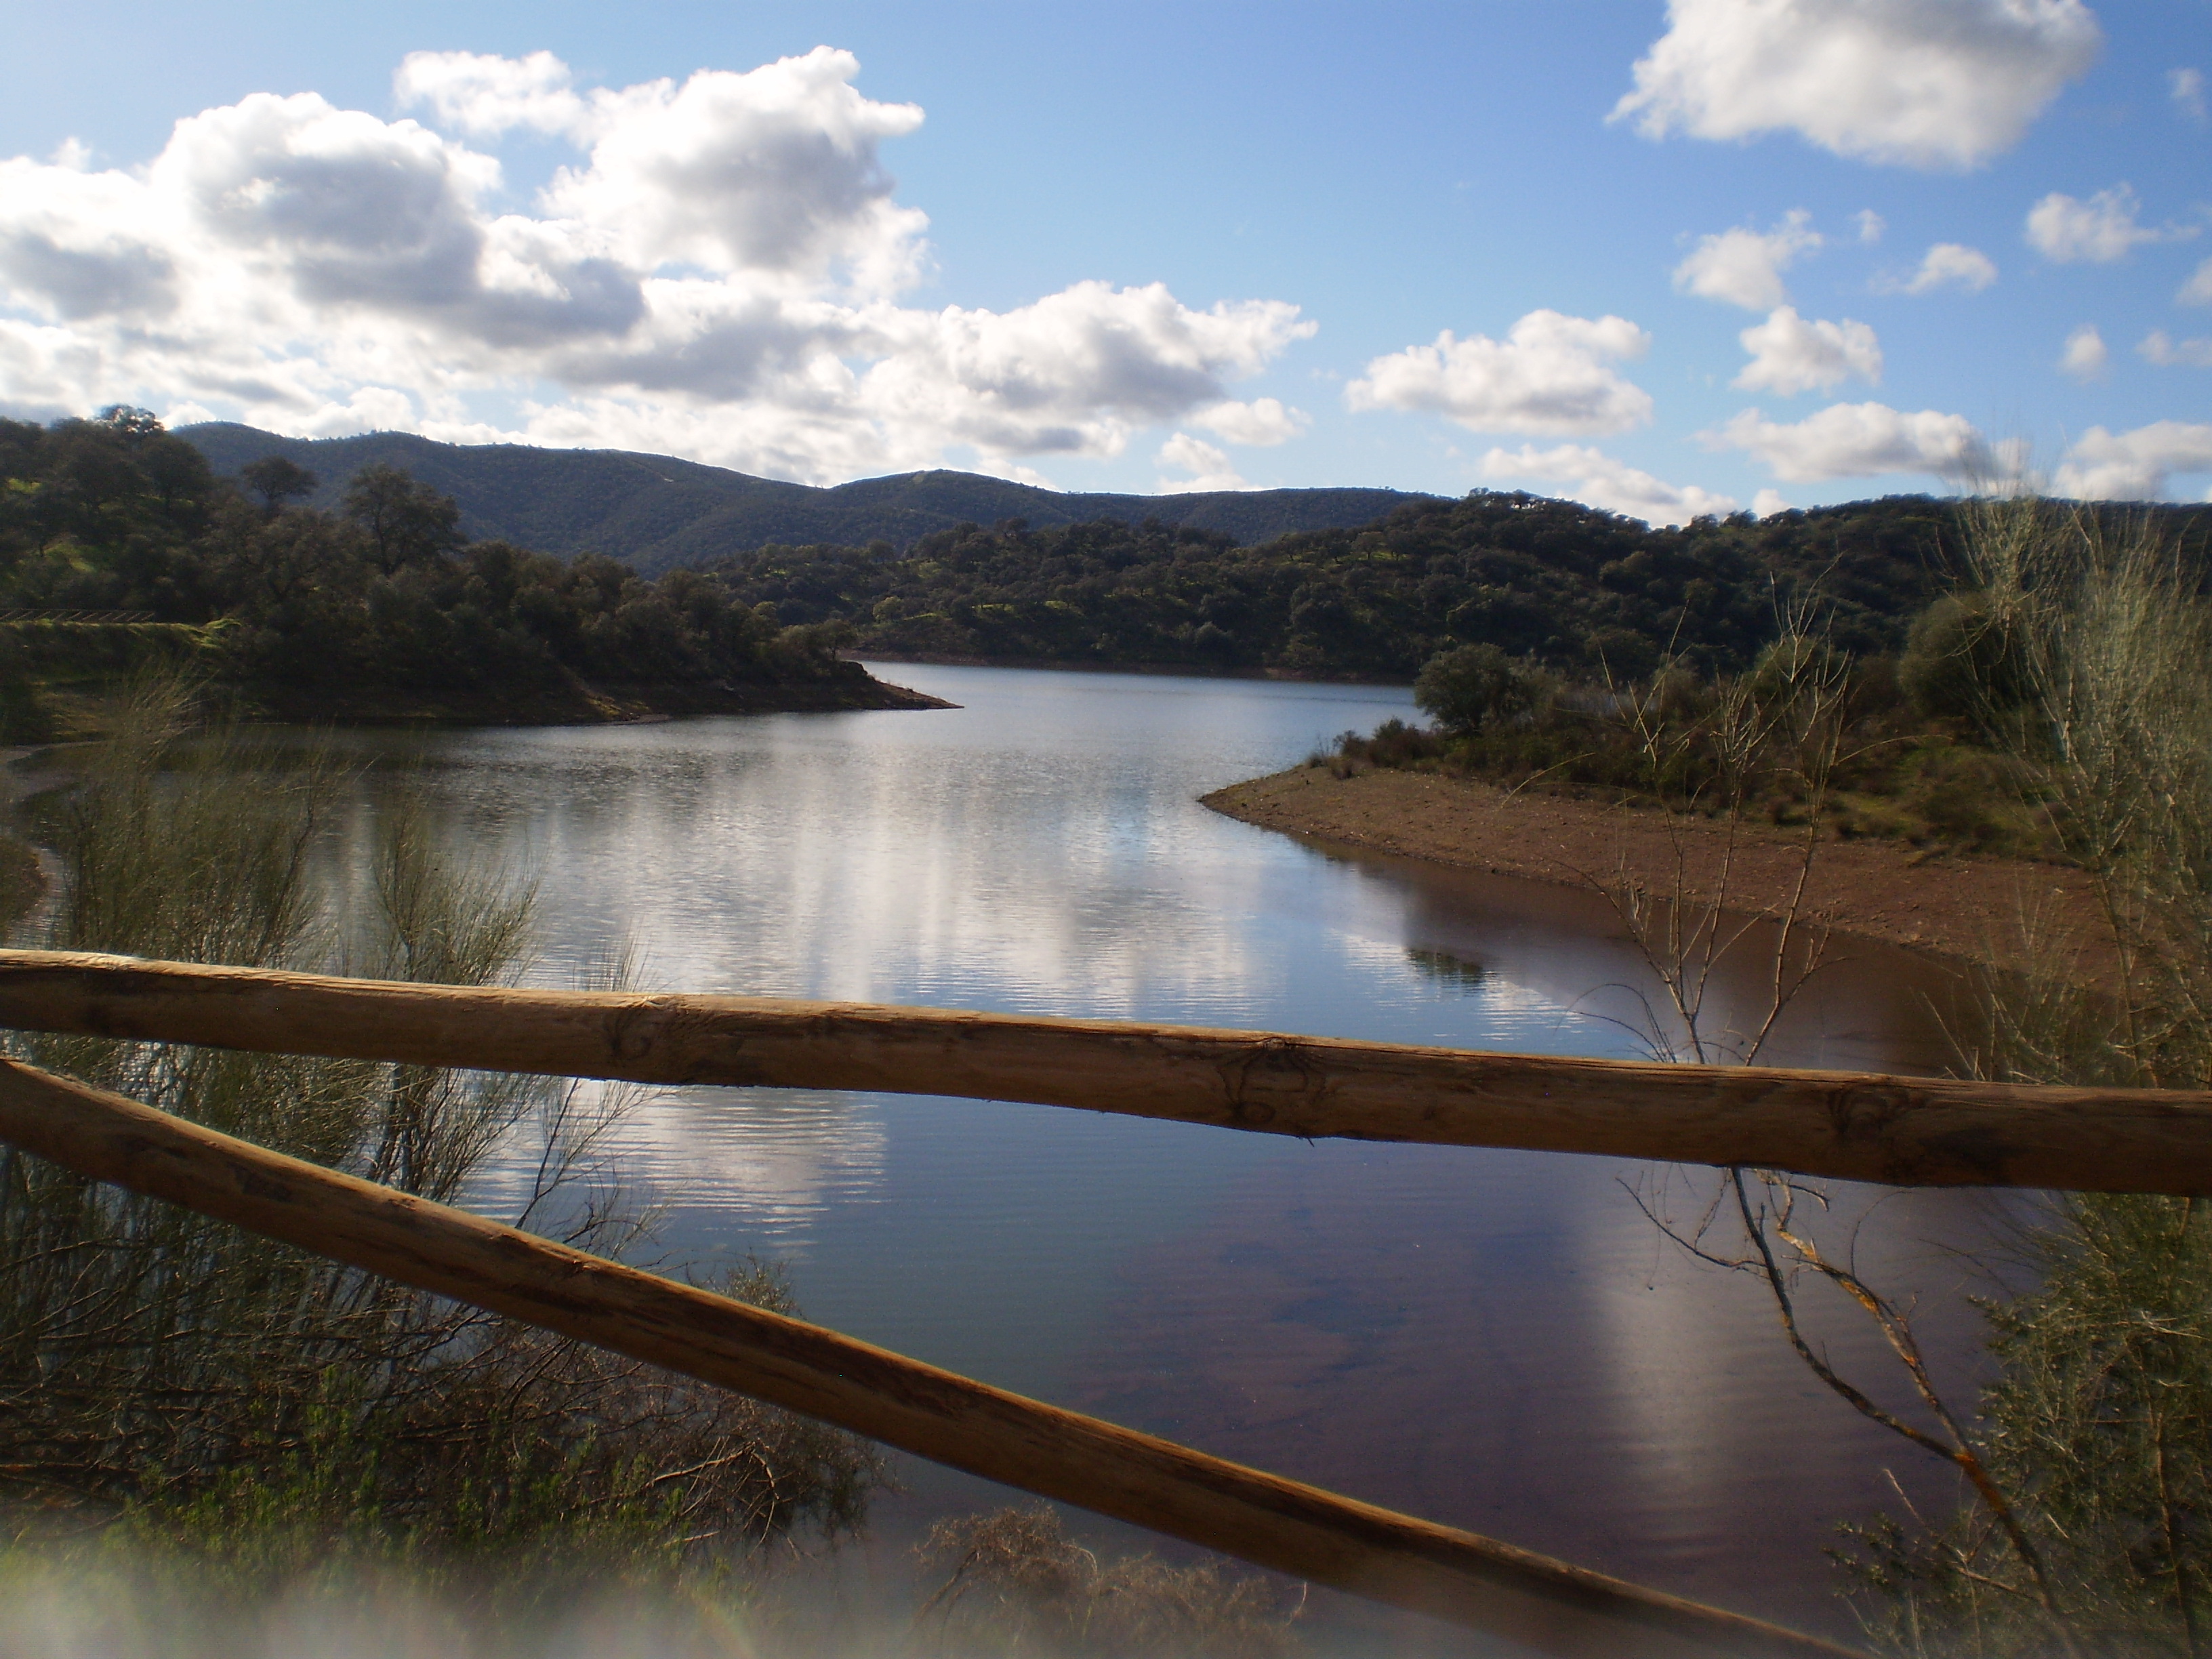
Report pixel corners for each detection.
[312,662,2009,1650]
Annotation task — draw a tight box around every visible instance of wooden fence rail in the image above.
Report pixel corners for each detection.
[0,1057,1860,1659]
[3,949,2211,1193]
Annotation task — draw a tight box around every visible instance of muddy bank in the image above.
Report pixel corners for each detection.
[1204,764,2108,977]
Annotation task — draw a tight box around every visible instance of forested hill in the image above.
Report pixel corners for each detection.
[179,424,1433,573]
[0,409,938,729]
[707,492,2212,682]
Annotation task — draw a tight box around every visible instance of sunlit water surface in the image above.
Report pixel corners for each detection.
[300,663,2013,1650]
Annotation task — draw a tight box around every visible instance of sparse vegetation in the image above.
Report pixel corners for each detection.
[1826,502,2212,1657]
[914,1506,1300,1659]
[0,682,880,1613]
[1315,615,2052,857]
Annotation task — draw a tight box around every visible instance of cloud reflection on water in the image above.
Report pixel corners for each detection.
[308,663,1988,1645]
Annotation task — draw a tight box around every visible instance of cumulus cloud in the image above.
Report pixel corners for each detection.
[2054,422,2212,500]
[1752,488,1793,517]
[2182,260,2212,306]
[2060,323,2111,380]
[1190,396,1307,446]
[1479,443,1737,526]
[1346,310,1653,436]
[1880,242,1999,295]
[394,49,586,136]
[1611,0,2101,169]
[0,52,1313,482]
[2026,185,2192,264]
[1707,401,1992,481]
[1734,306,1881,394]
[2139,331,2212,369]
[1673,211,1822,310]
[1854,209,1885,243]
[1155,432,1246,493]
[2175,68,2209,123]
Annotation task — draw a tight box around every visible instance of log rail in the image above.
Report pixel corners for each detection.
[0,1056,1856,1659]
[1,949,2209,1195]
[15,945,2198,1657]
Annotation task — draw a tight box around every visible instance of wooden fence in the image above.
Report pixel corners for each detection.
[10,947,2209,1656]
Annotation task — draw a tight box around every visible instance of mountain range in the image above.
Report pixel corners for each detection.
[179,424,1435,575]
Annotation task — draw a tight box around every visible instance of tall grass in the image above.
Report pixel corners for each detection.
[0,683,878,1614]
[1835,502,2212,1658]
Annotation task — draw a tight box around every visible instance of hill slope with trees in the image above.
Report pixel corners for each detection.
[705,492,2211,682]
[0,409,938,731]
[180,424,1433,574]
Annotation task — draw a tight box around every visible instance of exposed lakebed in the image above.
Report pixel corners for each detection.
[302,662,2011,1650]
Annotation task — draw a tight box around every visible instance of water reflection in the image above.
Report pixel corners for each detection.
[294,663,1997,1645]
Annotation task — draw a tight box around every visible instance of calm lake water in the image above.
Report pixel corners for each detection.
[311,663,2011,1650]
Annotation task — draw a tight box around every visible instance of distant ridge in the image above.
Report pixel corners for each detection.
[179,424,1437,575]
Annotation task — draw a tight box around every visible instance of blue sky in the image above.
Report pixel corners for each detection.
[1,1,2206,518]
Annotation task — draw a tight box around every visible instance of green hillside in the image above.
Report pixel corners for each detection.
[179,424,1432,573]
[708,492,2211,681]
[0,409,935,731]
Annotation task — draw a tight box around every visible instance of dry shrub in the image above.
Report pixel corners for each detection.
[1835,501,2212,1656]
[0,679,880,1609]
[914,1506,1300,1659]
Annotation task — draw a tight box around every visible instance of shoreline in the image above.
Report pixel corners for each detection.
[32,669,953,736]
[849,650,1407,684]
[1204,764,2110,978]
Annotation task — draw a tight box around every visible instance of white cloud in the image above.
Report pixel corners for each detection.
[2182,260,2212,306]
[541,49,929,294]
[2026,185,2192,264]
[1155,432,1246,493]
[394,49,586,137]
[1853,209,1885,243]
[1479,443,1738,527]
[2054,422,2212,500]
[1346,310,1653,436]
[0,52,1314,483]
[1752,488,1793,517]
[2174,68,2209,123]
[1190,396,1307,446]
[1673,211,1822,310]
[1611,0,2101,170]
[1881,242,1999,295]
[2139,331,2212,369]
[1707,401,1992,482]
[299,385,419,436]
[2060,324,2110,380]
[1734,306,1881,394]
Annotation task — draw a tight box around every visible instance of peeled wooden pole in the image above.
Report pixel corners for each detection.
[0,1057,1857,1659]
[1,949,2210,1193]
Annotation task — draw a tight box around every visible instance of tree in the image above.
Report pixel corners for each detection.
[1414,642,1533,734]
[239,455,319,516]
[342,464,461,575]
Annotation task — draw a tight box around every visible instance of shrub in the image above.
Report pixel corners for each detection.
[1413,643,1534,735]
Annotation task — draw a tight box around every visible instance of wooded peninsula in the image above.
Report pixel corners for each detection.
[0,410,943,735]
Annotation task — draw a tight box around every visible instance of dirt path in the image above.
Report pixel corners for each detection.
[1204,764,2109,977]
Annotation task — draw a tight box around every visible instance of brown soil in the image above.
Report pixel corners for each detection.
[1204,764,2111,978]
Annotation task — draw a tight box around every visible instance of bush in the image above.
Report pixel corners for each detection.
[1898,592,2029,728]
[1414,643,1534,735]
